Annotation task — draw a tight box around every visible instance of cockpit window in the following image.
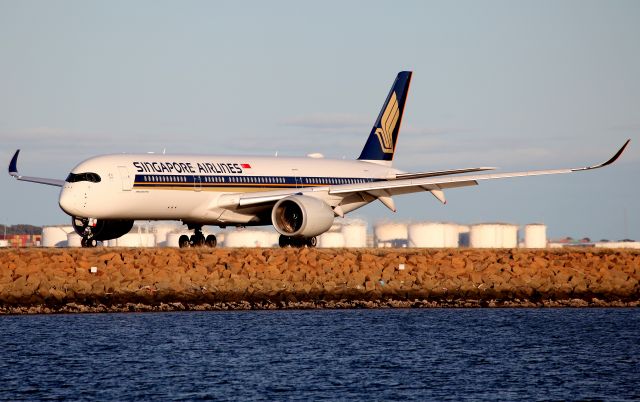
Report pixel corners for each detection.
[66,172,101,183]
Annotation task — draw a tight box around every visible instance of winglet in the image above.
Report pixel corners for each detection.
[8,149,20,177]
[573,139,631,172]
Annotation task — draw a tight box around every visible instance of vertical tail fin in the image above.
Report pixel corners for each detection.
[358,71,412,164]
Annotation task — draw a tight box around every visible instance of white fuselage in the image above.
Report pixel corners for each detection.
[58,154,402,226]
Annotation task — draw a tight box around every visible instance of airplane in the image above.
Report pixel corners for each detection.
[8,71,630,248]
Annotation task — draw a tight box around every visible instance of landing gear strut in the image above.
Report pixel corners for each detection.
[179,224,217,248]
[279,235,317,248]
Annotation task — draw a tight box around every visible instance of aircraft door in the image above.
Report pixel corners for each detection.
[118,166,133,191]
[292,168,301,188]
[194,175,202,192]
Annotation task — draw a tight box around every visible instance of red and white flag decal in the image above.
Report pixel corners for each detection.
[241,163,251,168]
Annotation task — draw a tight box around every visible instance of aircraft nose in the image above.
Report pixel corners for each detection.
[58,187,79,216]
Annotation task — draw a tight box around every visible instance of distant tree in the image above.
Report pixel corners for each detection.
[0,224,43,235]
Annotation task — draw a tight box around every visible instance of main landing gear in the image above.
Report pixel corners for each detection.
[179,224,217,248]
[279,235,317,248]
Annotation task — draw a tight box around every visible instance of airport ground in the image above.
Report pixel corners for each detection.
[0,248,638,314]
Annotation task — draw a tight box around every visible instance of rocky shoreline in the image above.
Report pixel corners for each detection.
[1,248,638,314]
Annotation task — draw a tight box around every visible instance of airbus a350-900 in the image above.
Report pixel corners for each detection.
[8,72,630,248]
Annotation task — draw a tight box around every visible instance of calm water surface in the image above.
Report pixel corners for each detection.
[1,309,638,401]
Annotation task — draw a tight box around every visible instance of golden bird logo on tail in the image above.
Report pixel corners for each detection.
[375,91,400,153]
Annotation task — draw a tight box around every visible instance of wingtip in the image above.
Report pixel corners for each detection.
[575,139,631,171]
[8,149,20,176]
[603,139,631,167]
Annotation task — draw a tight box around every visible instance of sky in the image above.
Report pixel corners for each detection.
[1,0,638,241]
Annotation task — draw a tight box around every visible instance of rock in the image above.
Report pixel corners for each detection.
[0,248,639,311]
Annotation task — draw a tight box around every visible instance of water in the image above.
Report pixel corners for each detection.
[1,309,638,401]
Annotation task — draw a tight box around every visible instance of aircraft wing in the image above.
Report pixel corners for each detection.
[7,150,65,187]
[393,166,496,180]
[234,139,630,208]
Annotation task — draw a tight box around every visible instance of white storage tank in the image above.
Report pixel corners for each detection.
[42,225,75,247]
[0,240,9,248]
[524,224,547,248]
[152,223,181,247]
[66,232,82,247]
[374,222,408,247]
[408,222,459,248]
[112,232,155,247]
[166,231,192,248]
[326,222,343,233]
[264,232,280,248]
[457,225,471,247]
[501,225,519,248]
[215,231,226,245]
[342,219,367,248]
[318,232,345,248]
[224,230,270,247]
[470,223,519,248]
[595,241,640,249]
[105,224,155,247]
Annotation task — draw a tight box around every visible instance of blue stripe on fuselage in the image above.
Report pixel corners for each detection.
[133,174,380,189]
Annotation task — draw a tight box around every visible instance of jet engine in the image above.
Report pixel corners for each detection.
[271,195,335,238]
[72,217,134,241]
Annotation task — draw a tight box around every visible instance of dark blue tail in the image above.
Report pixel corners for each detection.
[358,71,412,163]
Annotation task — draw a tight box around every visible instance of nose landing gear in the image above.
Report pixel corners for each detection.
[81,237,98,248]
[179,224,217,248]
[75,217,99,248]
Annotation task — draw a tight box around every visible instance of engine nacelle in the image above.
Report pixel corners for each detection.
[72,217,134,241]
[271,195,335,238]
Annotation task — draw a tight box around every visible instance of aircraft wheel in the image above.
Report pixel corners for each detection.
[191,234,205,247]
[179,235,190,248]
[279,235,291,248]
[81,238,97,248]
[205,234,217,248]
[306,237,317,248]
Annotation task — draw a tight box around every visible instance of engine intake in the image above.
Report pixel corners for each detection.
[271,195,334,238]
